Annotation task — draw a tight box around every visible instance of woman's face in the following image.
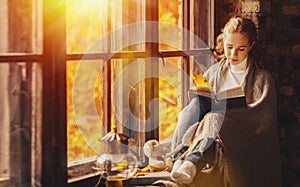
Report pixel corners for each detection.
[223,32,254,65]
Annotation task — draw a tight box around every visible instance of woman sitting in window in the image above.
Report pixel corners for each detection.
[154,15,282,187]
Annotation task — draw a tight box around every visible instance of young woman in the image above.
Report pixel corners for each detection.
[167,16,282,187]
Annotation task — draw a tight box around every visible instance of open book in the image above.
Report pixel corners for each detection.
[191,86,245,100]
[190,86,247,109]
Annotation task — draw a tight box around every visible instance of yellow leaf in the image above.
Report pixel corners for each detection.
[193,74,211,88]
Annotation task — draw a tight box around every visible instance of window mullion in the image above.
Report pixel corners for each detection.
[102,0,112,134]
[209,0,215,47]
[42,0,67,186]
[183,0,190,51]
[102,60,112,134]
[0,54,42,62]
[145,0,159,141]
[65,49,211,61]
[181,0,191,107]
[146,0,159,55]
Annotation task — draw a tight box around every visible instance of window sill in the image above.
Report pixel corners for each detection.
[67,155,171,186]
[67,156,99,183]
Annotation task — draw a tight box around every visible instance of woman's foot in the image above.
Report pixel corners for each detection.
[170,160,196,184]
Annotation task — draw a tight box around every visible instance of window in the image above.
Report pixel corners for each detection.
[0,0,214,186]
[66,0,214,183]
[0,0,43,186]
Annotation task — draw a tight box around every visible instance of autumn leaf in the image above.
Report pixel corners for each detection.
[193,74,212,88]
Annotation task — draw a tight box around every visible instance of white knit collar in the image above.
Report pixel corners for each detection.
[229,56,248,72]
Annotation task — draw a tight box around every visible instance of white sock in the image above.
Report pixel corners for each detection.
[171,159,183,174]
[170,160,197,184]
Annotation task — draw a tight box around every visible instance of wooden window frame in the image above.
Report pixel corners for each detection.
[0,0,43,186]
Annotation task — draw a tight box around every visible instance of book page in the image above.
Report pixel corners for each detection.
[196,86,212,93]
[216,86,244,100]
[191,86,244,100]
[191,87,215,98]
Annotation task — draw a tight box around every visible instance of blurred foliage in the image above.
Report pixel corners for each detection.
[66,61,103,161]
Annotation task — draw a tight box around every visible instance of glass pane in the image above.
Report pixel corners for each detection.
[0,0,42,54]
[111,0,145,52]
[110,58,147,147]
[111,59,130,132]
[0,62,42,186]
[189,54,215,88]
[66,0,145,54]
[158,57,181,141]
[66,0,104,54]
[111,58,161,164]
[158,55,214,142]
[67,60,103,162]
[159,0,182,51]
